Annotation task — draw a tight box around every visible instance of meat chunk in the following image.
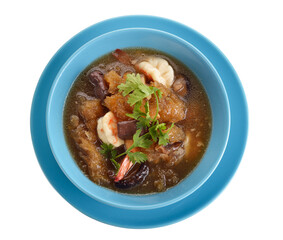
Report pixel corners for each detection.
[78,99,105,120]
[140,142,185,166]
[104,93,134,121]
[71,124,110,184]
[172,74,191,97]
[149,82,186,123]
[104,70,125,94]
[78,99,105,131]
[78,99,105,138]
[167,125,186,143]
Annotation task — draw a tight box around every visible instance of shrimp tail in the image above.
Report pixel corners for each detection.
[114,155,133,182]
[112,49,133,66]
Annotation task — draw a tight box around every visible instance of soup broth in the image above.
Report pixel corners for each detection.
[64,48,212,194]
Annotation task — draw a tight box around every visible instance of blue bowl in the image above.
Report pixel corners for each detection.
[46,28,230,210]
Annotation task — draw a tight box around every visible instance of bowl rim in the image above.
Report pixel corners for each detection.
[46,27,230,210]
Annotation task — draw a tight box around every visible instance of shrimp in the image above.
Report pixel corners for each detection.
[97,111,124,147]
[136,56,174,88]
[112,49,132,65]
[111,49,174,88]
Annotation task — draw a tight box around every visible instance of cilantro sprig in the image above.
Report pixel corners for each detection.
[149,122,175,146]
[116,129,152,164]
[102,73,175,166]
[126,101,152,129]
[100,143,120,170]
[119,73,175,159]
[119,73,174,147]
[118,73,162,106]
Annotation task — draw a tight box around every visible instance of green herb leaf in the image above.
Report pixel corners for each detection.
[110,158,120,171]
[132,129,153,149]
[138,83,155,96]
[158,123,175,146]
[127,100,152,130]
[116,130,153,162]
[128,151,148,164]
[149,122,165,142]
[121,129,153,164]
[149,122,174,146]
[100,143,116,157]
[156,88,162,99]
[148,125,158,142]
[117,73,142,96]
[138,101,152,129]
[100,143,120,170]
[118,73,155,106]
[126,101,145,120]
[136,116,151,129]
[144,101,151,119]
[127,90,148,106]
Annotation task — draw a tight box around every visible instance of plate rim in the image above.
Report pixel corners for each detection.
[45,26,231,210]
[30,15,248,228]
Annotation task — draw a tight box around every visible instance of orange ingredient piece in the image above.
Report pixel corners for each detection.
[104,70,125,94]
[71,125,110,184]
[149,81,186,123]
[104,93,134,121]
[167,125,186,143]
[78,99,105,133]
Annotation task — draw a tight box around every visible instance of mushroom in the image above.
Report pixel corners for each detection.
[172,74,191,98]
[88,70,109,99]
[115,164,149,189]
[117,120,137,140]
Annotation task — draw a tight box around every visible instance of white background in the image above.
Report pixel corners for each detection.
[1,0,282,239]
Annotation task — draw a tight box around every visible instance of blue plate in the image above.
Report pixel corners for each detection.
[30,15,248,228]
